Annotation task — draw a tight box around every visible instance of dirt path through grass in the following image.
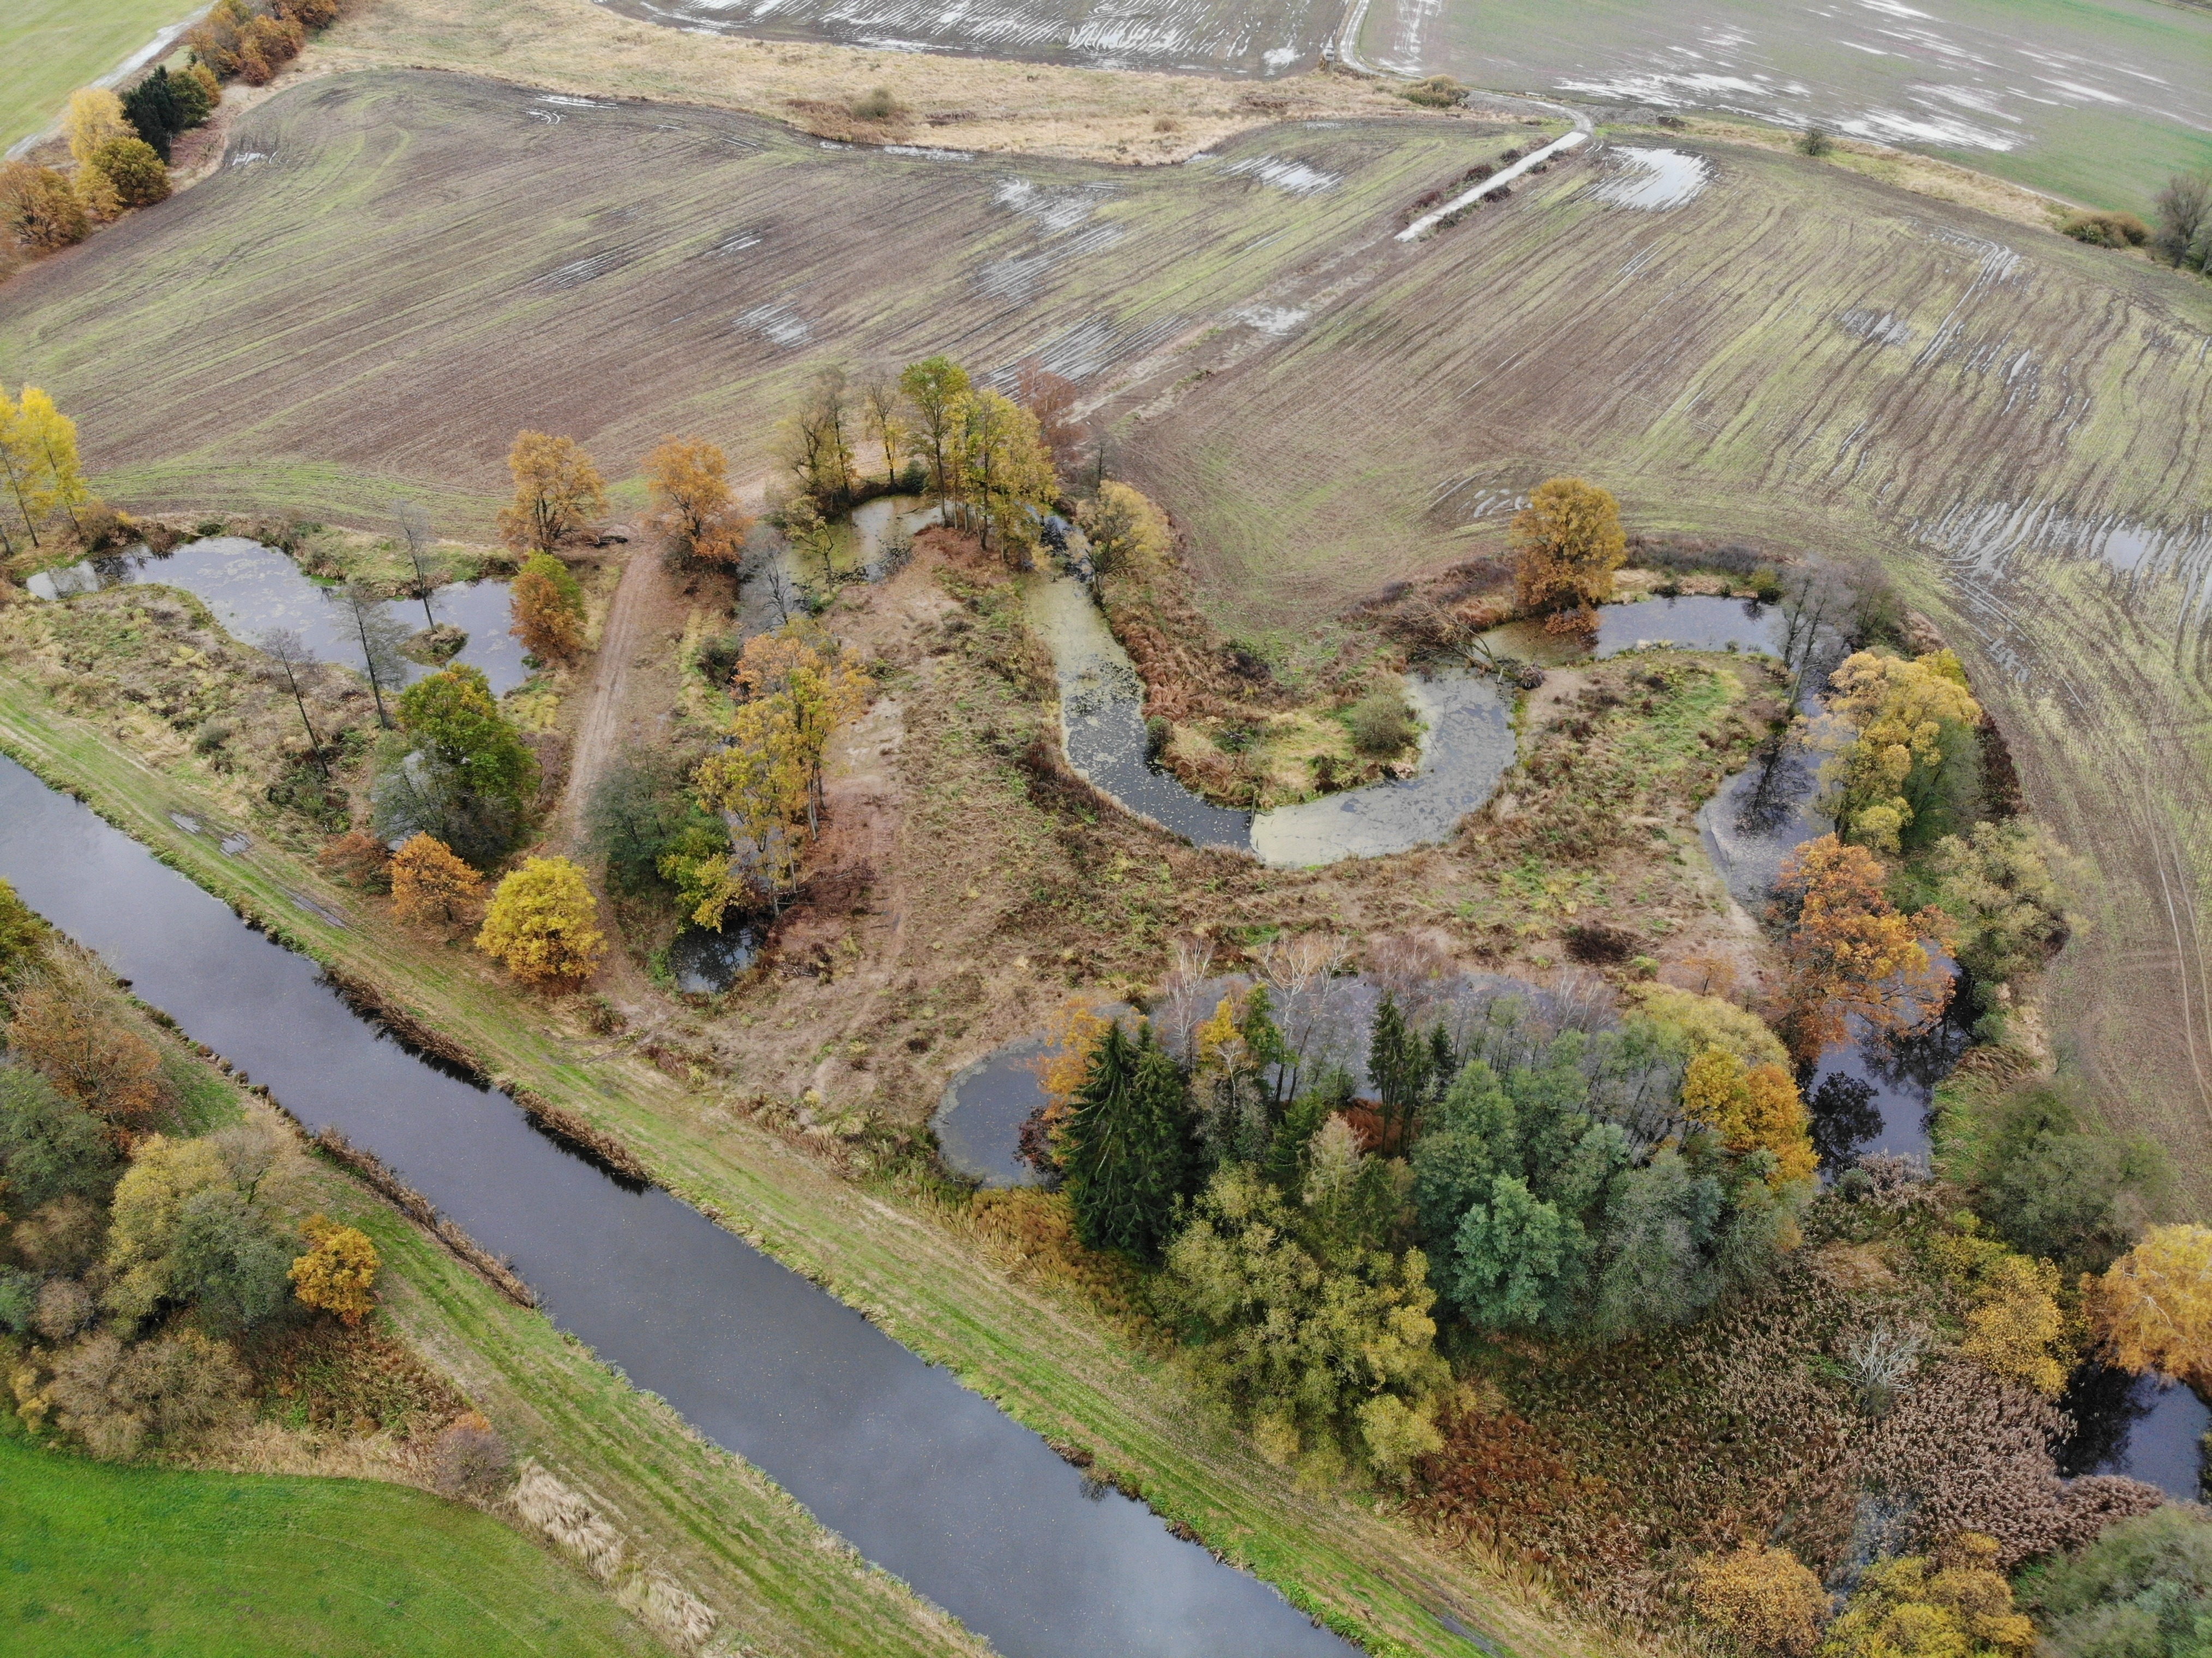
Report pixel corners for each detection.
[557,543,678,850]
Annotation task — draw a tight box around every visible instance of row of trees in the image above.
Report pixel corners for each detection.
[0,76,207,257]
[0,881,382,1461]
[187,0,344,88]
[779,358,1065,566]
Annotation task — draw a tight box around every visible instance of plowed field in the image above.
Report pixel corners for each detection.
[0,71,1526,522]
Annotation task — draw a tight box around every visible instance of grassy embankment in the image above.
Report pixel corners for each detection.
[0,1432,660,1657]
[0,651,1627,1658]
[1126,134,2212,1210]
[0,950,986,1658]
[0,0,188,153]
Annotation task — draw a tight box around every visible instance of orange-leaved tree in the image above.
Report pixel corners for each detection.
[1772,833,1952,1064]
[495,431,605,555]
[1511,476,1625,627]
[5,957,168,1132]
[390,832,483,926]
[1681,1046,1818,1184]
[644,435,752,569]
[476,856,605,987]
[1024,998,1114,1169]
[289,1214,380,1325]
[2089,1223,2212,1387]
[509,552,585,662]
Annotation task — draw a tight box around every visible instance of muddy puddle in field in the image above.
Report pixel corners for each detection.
[1589,146,1713,211]
[28,537,529,693]
[1027,573,1516,865]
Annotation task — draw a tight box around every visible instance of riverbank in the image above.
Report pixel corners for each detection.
[0,663,1630,1658]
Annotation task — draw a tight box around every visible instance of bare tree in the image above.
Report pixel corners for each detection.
[335,581,408,729]
[1257,932,1350,1104]
[858,373,906,487]
[258,628,329,778]
[394,500,443,628]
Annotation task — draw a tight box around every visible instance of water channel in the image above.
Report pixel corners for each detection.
[0,755,1352,1658]
[28,537,530,695]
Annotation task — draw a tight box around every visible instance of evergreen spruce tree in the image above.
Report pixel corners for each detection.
[1065,1020,1189,1261]
[1367,992,1421,1152]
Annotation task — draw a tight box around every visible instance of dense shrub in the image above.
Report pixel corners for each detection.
[0,1066,119,1211]
[47,1327,250,1459]
[1346,688,1417,756]
[5,956,174,1133]
[1820,1534,2035,1658]
[1958,1078,2167,1276]
[432,1411,513,1498]
[2019,1506,2212,1658]
[1688,1544,1828,1656]
[0,162,89,251]
[88,136,169,208]
[2061,211,2151,249]
[121,66,214,161]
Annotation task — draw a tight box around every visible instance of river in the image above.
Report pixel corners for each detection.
[0,754,1350,1658]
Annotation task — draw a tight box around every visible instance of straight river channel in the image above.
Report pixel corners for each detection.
[0,755,1354,1658]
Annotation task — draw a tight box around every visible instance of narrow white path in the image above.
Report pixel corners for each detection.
[1396,128,1589,240]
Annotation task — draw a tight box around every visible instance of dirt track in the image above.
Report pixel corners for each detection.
[555,543,678,851]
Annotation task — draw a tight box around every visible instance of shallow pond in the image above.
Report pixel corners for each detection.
[2059,1367,2210,1501]
[0,756,1351,1658]
[28,538,529,694]
[1483,594,1790,669]
[847,494,938,580]
[934,1002,1135,1188]
[1029,573,1515,866]
[1589,147,1714,211]
[666,922,759,995]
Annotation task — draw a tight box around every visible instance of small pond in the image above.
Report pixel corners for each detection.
[1482,594,1791,669]
[1590,146,1715,212]
[848,494,938,580]
[934,1002,1136,1188]
[28,537,529,694]
[667,922,759,995]
[2059,1366,2210,1501]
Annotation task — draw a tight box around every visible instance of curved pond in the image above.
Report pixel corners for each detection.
[0,755,1350,1658]
[1029,573,1516,866]
[28,538,529,694]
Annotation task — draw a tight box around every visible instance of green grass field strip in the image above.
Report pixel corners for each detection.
[1,0,200,153]
[0,1432,662,1657]
[0,665,1622,1658]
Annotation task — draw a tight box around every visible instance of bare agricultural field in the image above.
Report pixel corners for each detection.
[1120,134,2212,1205]
[0,70,1530,522]
[1360,0,2212,211]
[594,0,1337,78]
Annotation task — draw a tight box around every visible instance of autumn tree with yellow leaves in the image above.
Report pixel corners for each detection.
[2090,1223,2212,1386]
[1824,649,1984,854]
[644,435,751,569]
[1820,1534,2035,1658]
[476,857,605,987]
[1688,1543,1828,1656]
[1512,476,1626,627]
[1682,1046,1819,1184]
[0,385,95,549]
[289,1215,380,1325]
[495,431,605,555]
[389,833,484,927]
[685,622,870,917]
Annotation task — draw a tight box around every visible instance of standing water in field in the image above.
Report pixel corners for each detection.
[28,538,530,694]
[0,756,1353,1658]
[1589,147,1714,211]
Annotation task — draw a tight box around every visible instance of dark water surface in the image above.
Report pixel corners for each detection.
[2059,1366,2210,1501]
[0,756,1349,1658]
[29,538,529,694]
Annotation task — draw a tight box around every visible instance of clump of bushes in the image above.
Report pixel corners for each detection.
[850,86,906,123]
[2060,210,2150,249]
[1403,76,1468,109]
[188,0,345,87]
[1345,687,1417,756]
[1798,124,1835,157]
